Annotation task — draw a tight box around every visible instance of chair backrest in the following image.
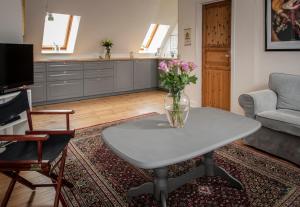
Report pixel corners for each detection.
[0,90,30,124]
[269,73,300,111]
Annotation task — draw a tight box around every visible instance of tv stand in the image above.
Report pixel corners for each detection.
[0,89,32,136]
[0,86,28,96]
[0,115,21,126]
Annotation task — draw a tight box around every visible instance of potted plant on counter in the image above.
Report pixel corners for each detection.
[159,60,197,128]
[101,39,113,59]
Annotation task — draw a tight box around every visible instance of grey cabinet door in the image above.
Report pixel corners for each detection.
[47,62,83,72]
[134,60,158,90]
[30,82,46,103]
[115,61,134,92]
[84,69,113,79]
[84,77,114,96]
[34,63,46,72]
[84,61,114,70]
[47,80,83,101]
[47,70,83,82]
[34,72,46,83]
[32,71,46,103]
[134,60,151,90]
[150,60,158,88]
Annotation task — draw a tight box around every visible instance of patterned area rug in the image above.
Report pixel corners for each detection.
[61,115,300,207]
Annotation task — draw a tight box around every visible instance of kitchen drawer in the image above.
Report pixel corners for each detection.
[47,62,83,71]
[84,77,114,96]
[34,72,46,83]
[47,70,83,81]
[84,61,114,70]
[47,80,83,101]
[30,82,46,103]
[34,63,46,72]
[84,69,113,79]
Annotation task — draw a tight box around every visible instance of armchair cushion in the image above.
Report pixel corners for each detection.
[239,89,277,118]
[269,73,300,111]
[0,134,72,162]
[256,109,300,137]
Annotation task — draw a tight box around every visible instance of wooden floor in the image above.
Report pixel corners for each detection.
[0,90,166,207]
[1,90,297,206]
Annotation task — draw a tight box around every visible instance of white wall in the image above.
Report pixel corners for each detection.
[24,0,178,60]
[178,0,201,107]
[0,0,23,43]
[179,0,300,113]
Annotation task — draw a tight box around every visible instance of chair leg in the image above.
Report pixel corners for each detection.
[1,171,19,207]
[59,193,68,207]
[41,172,73,188]
[2,171,36,190]
[54,148,68,207]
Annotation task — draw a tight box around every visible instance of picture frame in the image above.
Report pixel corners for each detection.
[265,0,300,51]
[184,28,192,46]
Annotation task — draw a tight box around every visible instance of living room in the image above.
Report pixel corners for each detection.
[0,0,300,206]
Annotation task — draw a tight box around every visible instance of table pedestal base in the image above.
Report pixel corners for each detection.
[127,152,243,207]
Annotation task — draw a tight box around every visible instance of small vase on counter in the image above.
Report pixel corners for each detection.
[105,47,111,59]
[101,39,113,60]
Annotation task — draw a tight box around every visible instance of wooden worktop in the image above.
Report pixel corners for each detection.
[35,57,174,63]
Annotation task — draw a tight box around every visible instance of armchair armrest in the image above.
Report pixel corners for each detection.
[26,130,75,137]
[239,89,277,118]
[0,135,49,142]
[29,110,75,115]
[27,109,75,131]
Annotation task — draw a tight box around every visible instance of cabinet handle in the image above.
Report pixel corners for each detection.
[50,64,71,67]
[50,82,77,86]
[33,84,43,87]
[49,73,76,77]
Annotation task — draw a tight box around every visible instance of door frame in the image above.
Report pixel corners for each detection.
[195,0,236,111]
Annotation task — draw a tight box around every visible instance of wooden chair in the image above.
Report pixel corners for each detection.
[0,90,75,207]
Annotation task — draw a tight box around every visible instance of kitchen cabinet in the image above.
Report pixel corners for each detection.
[115,61,134,92]
[31,59,165,105]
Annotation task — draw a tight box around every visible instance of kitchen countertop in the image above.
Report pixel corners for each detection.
[35,57,175,63]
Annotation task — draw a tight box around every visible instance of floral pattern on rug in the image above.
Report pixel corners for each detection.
[61,116,300,207]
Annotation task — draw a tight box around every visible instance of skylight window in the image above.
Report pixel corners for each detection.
[42,13,81,54]
[140,24,170,54]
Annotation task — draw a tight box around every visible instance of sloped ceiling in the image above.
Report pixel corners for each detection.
[24,0,178,60]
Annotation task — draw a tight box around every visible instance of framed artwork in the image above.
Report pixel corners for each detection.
[265,0,300,51]
[184,28,192,46]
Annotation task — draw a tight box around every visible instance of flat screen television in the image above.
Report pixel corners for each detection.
[0,43,33,92]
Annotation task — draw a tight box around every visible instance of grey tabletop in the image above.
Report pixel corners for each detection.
[102,108,261,169]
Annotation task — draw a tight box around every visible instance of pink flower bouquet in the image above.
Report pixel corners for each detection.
[158,60,197,128]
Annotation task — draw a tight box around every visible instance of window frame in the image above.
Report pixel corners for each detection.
[140,24,170,53]
[42,15,74,51]
[144,24,159,49]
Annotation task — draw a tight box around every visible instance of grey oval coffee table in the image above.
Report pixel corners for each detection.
[102,107,261,207]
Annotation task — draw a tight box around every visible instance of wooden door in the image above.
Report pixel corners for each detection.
[202,0,231,110]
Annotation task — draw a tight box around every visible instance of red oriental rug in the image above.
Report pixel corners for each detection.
[61,115,300,207]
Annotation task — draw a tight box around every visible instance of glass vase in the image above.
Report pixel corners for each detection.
[164,91,190,128]
[105,48,111,59]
